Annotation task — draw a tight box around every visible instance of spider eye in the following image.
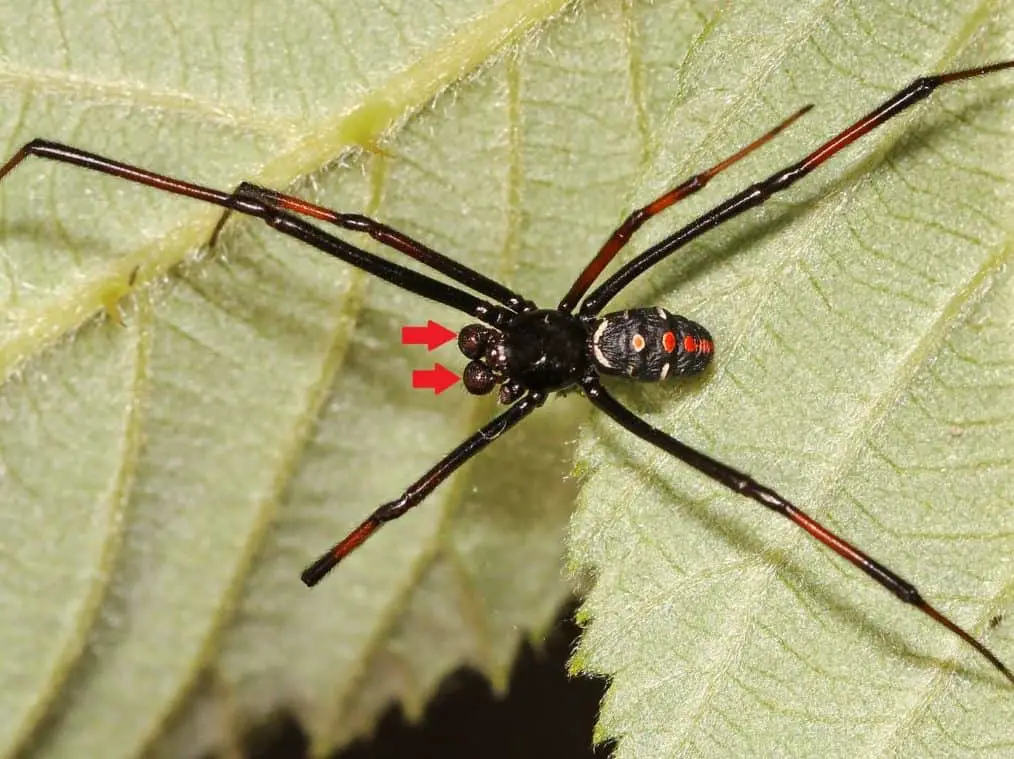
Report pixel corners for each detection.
[458,324,490,359]
[462,360,497,395]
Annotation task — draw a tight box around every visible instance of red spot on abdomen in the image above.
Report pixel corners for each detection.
[662,331,676,353]
[683,334,713,355]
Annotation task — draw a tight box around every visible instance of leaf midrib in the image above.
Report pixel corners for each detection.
[0,0,573,379]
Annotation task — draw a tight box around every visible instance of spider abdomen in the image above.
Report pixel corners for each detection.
[588,307,713,380]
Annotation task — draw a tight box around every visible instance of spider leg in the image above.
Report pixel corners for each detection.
[557,104,812,313]
[301,391,546,586]
[580,60,1014,316]
[211,181,533,311]
[579,376,1014,685]
[0,140,515,328]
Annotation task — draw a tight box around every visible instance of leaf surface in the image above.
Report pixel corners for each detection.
[0,1,588,757]
[0,1,1012,759]
[568,2,1014,758]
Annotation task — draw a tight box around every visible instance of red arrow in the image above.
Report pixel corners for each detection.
[411,363,460,395]
[401,320,457,350]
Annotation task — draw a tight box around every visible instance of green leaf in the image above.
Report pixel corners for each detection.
[568,3,1014,759]
[1,2,1012,759]
[0,2,592,758]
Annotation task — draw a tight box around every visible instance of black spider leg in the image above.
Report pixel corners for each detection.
[579,60,1014,316]
[0,140,516,329]
[301,391,546,586]
[557,104,813,313]
[579,376,1014,685]
[211,181,534,312]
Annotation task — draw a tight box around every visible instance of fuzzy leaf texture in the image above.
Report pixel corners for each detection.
[567,2,1014,759]
[0,2,1012,759]
[0,1,587,758]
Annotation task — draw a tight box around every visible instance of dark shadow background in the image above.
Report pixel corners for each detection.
[237,602,609,759]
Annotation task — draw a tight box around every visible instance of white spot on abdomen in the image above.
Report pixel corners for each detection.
[592,319,613,369]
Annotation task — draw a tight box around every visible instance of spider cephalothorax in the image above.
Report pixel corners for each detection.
[458,310,591,404]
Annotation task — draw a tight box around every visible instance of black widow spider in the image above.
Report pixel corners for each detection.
[1,60,1012,685]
